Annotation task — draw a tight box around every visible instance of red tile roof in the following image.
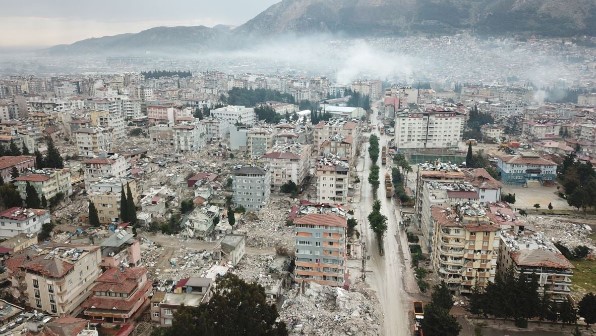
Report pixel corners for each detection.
[15,174,50,182]
[511,249,574,269]
[0,155,35,170]
[0,207,47,220]
[83,280,151,312]
[91,267,148,294]
[83,158,115,165]
[262,152,300,160]
[294,214,347,228]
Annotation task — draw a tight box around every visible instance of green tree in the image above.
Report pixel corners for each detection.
[466,143,475,168]
[34,150,45,168]
[88,201,101,227]
[126,183,137,225]
[9,141,21,156]
[533,203,541,209]
[41,195,48,209]
[421,302,461,336]
[44,138,64,169]
[22,145,29,155]
[558,296,577,325]
[578,292,596,328]
[25,182,41,208]
[280,181,298,194]
[368,200,387,250]
[227,206,236,226]
[432,282,454,310]
[10,167,19,179]
[548,202,553,210]
[0,184,23,208]
[38,221,55,241]
[119,186,129,223]
[347,218,357,237]
[0,174,4,186]
[180,199,194,214]
[154,273,288,336]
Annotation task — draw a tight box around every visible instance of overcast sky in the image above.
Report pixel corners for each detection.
[0,0,280,48]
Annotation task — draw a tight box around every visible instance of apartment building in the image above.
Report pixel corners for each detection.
[496,152,557,185]
[147,104,180,124]
[351,80,383,100]
[22,245,102,316]
[211,105,256,127]
[83,154,129,190]
[0,207,50,238]
[498,227,574,303]
[313,119,359,152]
[394,109,464,149]
[293,214,347,287]
[316,158,350,204]
[319,134,355,164]
[14,169,72,201]
[430,204,501,294]
[89,110,126,141]
[88,177,138,224]
[480,124,505,141]
[75,128,111,157]
[522,121,560,139]
[173,123,206,152]
[0,155,35,182]
[201,118,225,142]
[81,267,152,323]
[0,101,19,120]
[247,128,274,158]
[232,166,271,212]
[262,144,311,190]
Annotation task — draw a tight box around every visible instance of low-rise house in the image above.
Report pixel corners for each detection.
[151,277,213,327]
[81,267,152,324]
[0,207,50,238]
[99,230,141,269]
[496,152,557,185]
[182,206,220,239]
[216,234,246,266]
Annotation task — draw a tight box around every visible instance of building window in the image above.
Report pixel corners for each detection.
[153,312,160,318]
[36,299,41,308]
[33,279,39,288]
[164,309,173,316]
[48,284,54,293]
[34,289,40,298]
[49,294,55,303]
[51,304,57,313]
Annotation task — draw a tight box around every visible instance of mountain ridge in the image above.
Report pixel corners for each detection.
[45,0,596,55]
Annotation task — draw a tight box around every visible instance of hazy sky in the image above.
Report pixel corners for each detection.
[0,0,280,48]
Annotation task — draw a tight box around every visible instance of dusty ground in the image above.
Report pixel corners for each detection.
[502,184,572,210]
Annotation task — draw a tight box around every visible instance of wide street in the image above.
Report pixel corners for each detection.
[355,111,417,336]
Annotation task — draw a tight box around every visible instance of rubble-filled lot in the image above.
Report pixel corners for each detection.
[280,281,383,336]
[525,215,595,251]
[239,196,295,250]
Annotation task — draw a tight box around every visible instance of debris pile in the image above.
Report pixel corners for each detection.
[241,197,295,249]
[280,282,383,336]
[525,216,595,251]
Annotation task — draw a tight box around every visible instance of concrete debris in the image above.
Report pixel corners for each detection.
[241,196,295,250]
[279,282,383,336]
[524,215,595,252]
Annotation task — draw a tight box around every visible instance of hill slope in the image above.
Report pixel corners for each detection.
[46,0,595,55]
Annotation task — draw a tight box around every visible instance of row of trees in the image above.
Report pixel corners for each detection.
[463,105,494,141]
[0,141,29,156]
[392,153,413,203]
[35,138,64,169]
[421,282,462,336]
[469,269,596,328]
[345,89,371,110]
[254,105,283,124]
[152,273,288,336]
[368,135,380,163]
[141,70,192,79]
[223,88,295,107]
[368,135,380,197]
[310,108,332,125]
[558,153,596,211]
[368,200,387,254]
[119,183,138,225]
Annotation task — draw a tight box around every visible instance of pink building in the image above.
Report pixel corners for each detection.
[100,230,141,269]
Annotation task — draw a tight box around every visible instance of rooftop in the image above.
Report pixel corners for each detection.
[0,207,47,221]
[294,213,347,228]
[0,155,34,170]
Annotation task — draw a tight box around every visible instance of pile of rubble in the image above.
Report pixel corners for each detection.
[241,197,295,250]
[525,216,595,251]
[280,282,383,336]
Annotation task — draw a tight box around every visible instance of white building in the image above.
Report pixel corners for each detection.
[394,109,464,149]
[173,122,207,152]
[211,106,256,128]
[262,144,311,190]
[0,207,50,238]
[316,157,350,204]
[74,128,111,157]
[82,154,129,190]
